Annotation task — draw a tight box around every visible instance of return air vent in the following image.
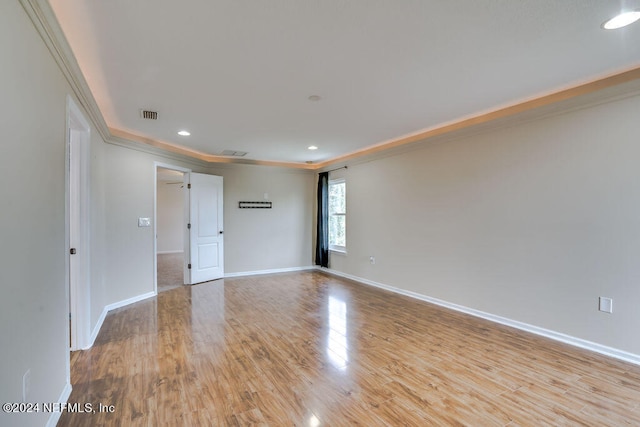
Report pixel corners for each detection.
[220,150,248,157]
[140,110,158,120]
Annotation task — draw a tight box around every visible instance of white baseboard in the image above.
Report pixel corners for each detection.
[83,267,312,350]
[87,306,108,349]
[105,291,156,312]
[86,291,156,349]
[225,266,315,278]
[321,267,640,366]
[157,250,184,255]
[46,381,72,427]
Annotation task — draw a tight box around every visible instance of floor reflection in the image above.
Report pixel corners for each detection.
[190,279,226,354]
[62,271,640,426]
[309,414,321,427]
[327,295,348,370]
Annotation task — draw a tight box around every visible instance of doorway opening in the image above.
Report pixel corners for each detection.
[154,165,225,292]
[155,164,190,293]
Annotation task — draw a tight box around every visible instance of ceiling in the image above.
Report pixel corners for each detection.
[49,0,640,168]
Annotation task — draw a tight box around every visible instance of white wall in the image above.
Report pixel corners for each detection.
[157,181,184,253]
[330,93,640,356]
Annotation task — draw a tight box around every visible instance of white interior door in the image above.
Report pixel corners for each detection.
[188,173,224,284]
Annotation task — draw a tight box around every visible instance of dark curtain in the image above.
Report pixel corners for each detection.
[315,172,329,268]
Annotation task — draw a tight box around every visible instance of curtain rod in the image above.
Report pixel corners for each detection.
[324,165,347,174]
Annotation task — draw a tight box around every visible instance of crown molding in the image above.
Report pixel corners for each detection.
[109,65,640,172]
[22,0,640,172]
[20,0,111,142]
[19,0,316,170]
[314,65,640,170]
[110,128,316,170]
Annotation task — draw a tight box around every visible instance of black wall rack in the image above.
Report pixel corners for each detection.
[239,201,272,209]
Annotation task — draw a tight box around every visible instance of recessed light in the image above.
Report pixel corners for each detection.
[602,10,640,29]
[308,95,322,101]
[308,145,318,150]
[178,130,190,136]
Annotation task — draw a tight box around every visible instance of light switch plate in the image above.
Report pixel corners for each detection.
[138,217,151,227]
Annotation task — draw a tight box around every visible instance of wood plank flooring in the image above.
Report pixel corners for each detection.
[157,253,185,293]
[60,271,640,426]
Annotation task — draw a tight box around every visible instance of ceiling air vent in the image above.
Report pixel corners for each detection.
[221,150,248,157]
[140,110,158,120]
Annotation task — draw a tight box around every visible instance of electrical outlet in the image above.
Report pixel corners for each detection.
[369,256,376,265]
[22,369,30,402]
[599,297,613,313]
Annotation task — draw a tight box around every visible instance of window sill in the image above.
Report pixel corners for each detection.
[330,248,347,255]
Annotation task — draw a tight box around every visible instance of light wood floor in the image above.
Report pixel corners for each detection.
[61,271,640,426]
[157,253,185,293]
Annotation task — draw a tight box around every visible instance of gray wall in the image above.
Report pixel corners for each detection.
[3,2,640,425]
[1,1,84,425]
[210,164,314,274]
[330,93,640,356]
[102,146,315,304]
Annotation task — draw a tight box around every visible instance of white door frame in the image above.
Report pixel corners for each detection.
[66,95,91,352]
[153,162,191,293]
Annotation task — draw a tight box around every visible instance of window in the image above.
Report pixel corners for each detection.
[328,179,346,252]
